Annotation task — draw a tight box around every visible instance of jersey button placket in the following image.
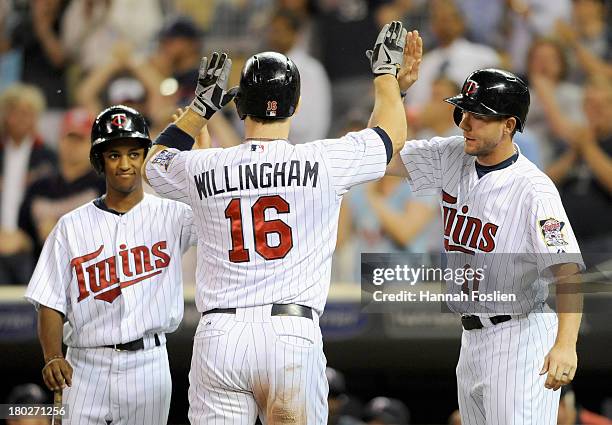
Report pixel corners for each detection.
[115,219,127,345]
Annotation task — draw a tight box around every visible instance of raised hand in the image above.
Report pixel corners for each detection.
[397,30,423,94]
[366,21,408,77]
[190,52,238,120]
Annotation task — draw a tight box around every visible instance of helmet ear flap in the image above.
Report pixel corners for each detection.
[90,148,105,175]
[453,107,463,126]
[234,89,247,120]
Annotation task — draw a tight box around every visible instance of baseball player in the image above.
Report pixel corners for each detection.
[142,22,420,424]
[24,105,196,425]
[387,67,584,424]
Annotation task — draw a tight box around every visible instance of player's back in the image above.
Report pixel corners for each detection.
[166,128,389,314]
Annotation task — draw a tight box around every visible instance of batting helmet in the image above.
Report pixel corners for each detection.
[444,68,530,132]
[234,51,300,120]
[5,383,49,405]
[90,105,151,174]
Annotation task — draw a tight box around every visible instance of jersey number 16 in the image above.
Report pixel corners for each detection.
[224,195,294,262]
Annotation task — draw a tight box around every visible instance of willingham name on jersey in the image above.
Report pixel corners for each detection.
[193,160,319,199]
[146,128,390,315]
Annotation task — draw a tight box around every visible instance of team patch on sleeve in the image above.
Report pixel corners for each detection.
[538,218,568,247]
[151,150,177,171]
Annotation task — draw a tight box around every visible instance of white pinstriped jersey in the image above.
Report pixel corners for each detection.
[25,194,196,347]
[146,128,389,315]
[400,136,584,314]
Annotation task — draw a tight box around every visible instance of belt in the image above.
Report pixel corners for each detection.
[105,333,161,351]
[461,315,512,330]
[201,304,313,320]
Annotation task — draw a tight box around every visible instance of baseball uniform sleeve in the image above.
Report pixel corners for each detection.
[180,205,197,251]
[400,136,459,195]
[146,148,191,203]
[24,223,71,314]
[529,195,585,274]
[316,127,391,195]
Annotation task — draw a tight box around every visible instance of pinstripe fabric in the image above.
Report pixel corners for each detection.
[456,308,560,425]
[401,137,583,315]
[400,136,582,424]
[25,194,196,347]
[147,128,387,423]
[188,307,327,425]
[146,128,388,316]
[64,345,171,425]
[24,194,196,424]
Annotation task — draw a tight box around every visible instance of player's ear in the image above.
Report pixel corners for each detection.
[504,117,517,136]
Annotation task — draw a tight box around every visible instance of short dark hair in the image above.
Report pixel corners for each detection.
[271,8,303,32]
[248,116,289,125]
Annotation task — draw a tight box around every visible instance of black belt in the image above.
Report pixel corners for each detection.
[202,304,313,320]
[461,315,512,330]
[105,333,161,351]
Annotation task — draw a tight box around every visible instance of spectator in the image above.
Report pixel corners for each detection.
[0,1,22,93]
[558,385,612,425]
[337,175,441,283]
[327,367,365,425]
[371,0,429,47]
[75,41,166,131]
[0,83,56,284]
[61,0,163,73]
[313,0,387,133]
[363,397,410,425]
[453,0,505,49]
[152,16,203,106]
[404,0,500,109]
[555,0,612,82]
[413,76,461,140]
[19,108,104,260]
[506,0,572,73]
[526,38,584,167]
[5,382,51,425]
[9,0,69,108]
[276,0,317,52]
[204,0,272,53]
[543,76,612,252]
[266,8,331,143]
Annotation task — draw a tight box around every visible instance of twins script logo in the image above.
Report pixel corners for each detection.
[442,191,498,254]
[71,242,171,303]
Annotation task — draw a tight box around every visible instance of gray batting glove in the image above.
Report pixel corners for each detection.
[366,21,408,77]
[190,52,238,120]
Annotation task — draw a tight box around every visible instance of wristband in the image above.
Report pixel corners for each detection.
[153,124,195,151]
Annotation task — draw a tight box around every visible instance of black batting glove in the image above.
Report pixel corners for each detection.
[366,21,408,77]
[190,52,238,119]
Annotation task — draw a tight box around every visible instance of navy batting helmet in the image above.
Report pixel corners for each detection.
[5,383,49,405]
[90,105,151,174]
[234,51,301,120]
[444,68,530,132]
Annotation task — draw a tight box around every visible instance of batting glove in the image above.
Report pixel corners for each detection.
[366,21,408,77]
[190,52,238,119]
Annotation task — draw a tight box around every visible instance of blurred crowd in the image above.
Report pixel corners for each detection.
[0,0,611,284]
